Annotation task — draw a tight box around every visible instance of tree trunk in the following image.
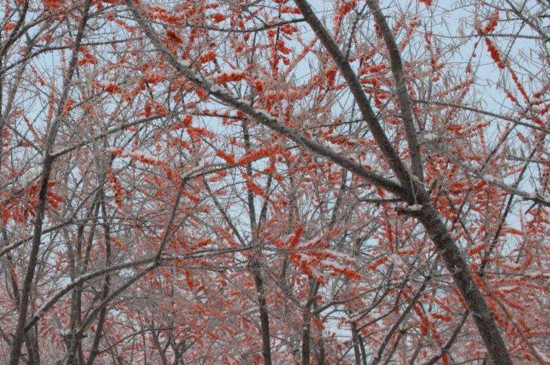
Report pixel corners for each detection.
[250,259,272,365]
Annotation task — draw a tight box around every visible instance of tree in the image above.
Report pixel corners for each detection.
[1,0,550,364]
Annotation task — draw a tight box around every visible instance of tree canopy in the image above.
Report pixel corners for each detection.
[1,0,550,364]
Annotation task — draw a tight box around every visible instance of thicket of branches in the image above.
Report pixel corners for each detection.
[1,0,550,364]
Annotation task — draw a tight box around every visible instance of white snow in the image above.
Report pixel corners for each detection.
[498,286,517,293]
[502,261,521,269]
[255,109,274,120]
[297,254,314,263]
[320,260,346,271]
[130,151,162,164]
[20,167,41,186]
[483,174,495,183]
[236,98,249,105]
[222,70,245,76]
[537,350,550,363]
[423,133,439,141]
[397,202,423,212]
[210,85,224,93]
[323,249,354,261]
[406,204,423,211]
[58,329,72,336]
[300,236,322,248]
[525,270,542,278]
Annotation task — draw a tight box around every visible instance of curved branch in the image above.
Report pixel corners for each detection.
[124,0,405,197]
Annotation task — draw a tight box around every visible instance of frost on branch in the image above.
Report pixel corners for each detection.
[3,1,550,365]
